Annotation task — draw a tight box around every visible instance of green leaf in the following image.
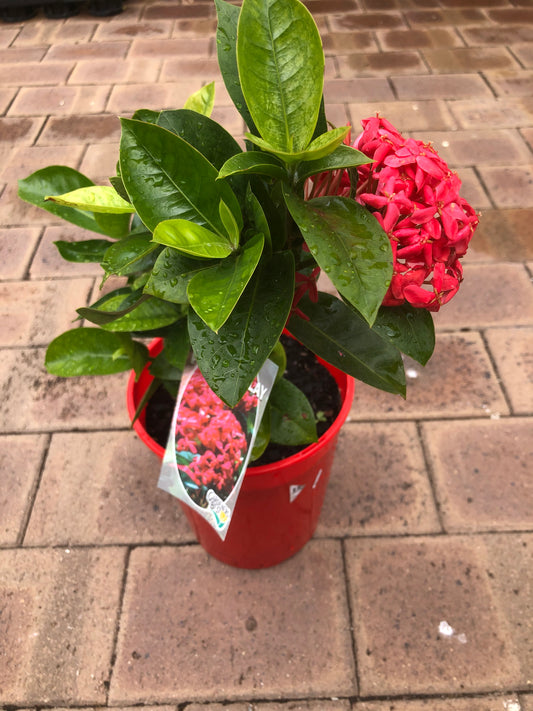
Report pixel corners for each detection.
[187,232,264,332]
[244,184,271,251]
[45,328,143,376]
[100,296,183,332]
[54,239,113,263]
[79,290,182,331]
[183,81,215,116]
[218,151,287,180]
[45,185,135,214]
[188,251,295,406]
[119,118,242,233]
[214,0,258,135]
[288,292,405,396]
[270,377,317,445]
[250,403,270,460]
[296,143,371,185]
[269,340,286,383]
[101,233,159,276]
[163,318,191,370]
[132,108,160,124]
[144,248,208,304]
[93,211,131,239]
[236,0,324,153]
[284,192,392,326]
[157,110,242,172]
[149,350,182,381]
[219,199,240,249]
[18,166,110,236]
[245,125,351,164]
[373,304,435,366]
[77,291,150,325]
[152,219,233,259]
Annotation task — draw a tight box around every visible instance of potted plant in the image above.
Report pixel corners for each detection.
[18,0,478,567]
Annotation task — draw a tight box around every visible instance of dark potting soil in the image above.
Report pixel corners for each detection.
[144,335,341,466]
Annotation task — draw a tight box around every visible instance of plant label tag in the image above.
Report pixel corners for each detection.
[158,360,278,539]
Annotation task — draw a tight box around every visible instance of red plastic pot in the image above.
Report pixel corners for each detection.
[127,338,354,569]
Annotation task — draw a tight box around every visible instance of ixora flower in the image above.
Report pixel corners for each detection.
[306,117,479,312]
[18,0,479,461]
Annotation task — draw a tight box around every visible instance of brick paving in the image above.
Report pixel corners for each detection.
[0,0,532,709]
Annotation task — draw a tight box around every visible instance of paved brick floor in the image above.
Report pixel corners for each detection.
[0,0,532,709]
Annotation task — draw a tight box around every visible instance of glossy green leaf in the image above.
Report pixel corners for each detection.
[132,108,160,124]
[149,350,182,381]
[163,318,191,371]
[214,0,257,135]
[219,199,240,248]
[77,290,149,325]
[188,251,295,406]
[296,143,371,184]
[288,292,405,396]
[245,125,351,164]
[100,296,182,332]
[218,152,287,180]
[45,328,144,376]
[152,219,233,259]
[101,233,159,276]
[183,81,215,116]
[144,248,208,304]
[109,175,130,203]
[18,166,110,235]
[157,110,242,172]
[284,192,392,326]
[93,211,131,239]
[250,404,270,461]
[79,290,182,331]
[236,0,324,153]
[54,239,113,263]
[268,340,286,383]
[187,232,264,332]
[269,377,317,445]
[119,118,242,234]
[244,184,271,252]
[45,185,135,214]
[373,304,435,366]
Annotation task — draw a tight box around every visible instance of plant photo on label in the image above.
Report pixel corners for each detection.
[19,0,479,462]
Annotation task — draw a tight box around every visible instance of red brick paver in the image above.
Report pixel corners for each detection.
[0,2,531,709]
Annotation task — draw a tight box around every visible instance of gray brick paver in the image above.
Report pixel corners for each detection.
[109,542,356,704]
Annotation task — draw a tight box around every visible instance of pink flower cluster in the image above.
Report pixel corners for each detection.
[176,369,256,500]
[306,116,479,311]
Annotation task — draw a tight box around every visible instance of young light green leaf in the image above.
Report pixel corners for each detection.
[236,0,324,153]
[45,328,143,376]
[245,125,351,164]
[288,292,405,396]
[284,191,392,326]
[183,81,215,116]
[54,239,114,263]
[218,152,287,180]
[98,295,183,332]
[187,232,264,332]
[45,185,135,214]
[269,377,318,446]
[18,166,110,236]
[219,199,240,249]
[152,219,234,259]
